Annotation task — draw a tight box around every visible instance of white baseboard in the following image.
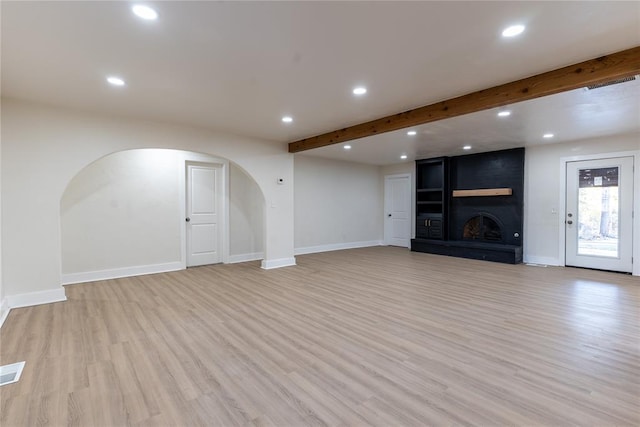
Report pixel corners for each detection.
[294,240,383,256]
[62,261,184,285]
[6,287,67,310]
[0,298,9,329]
[0,288,68,329]
[228,252,264,264]
[261,257,297,270]
[523,256,561,266]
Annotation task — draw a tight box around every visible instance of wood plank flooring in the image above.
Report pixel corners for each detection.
[1,247,639,426]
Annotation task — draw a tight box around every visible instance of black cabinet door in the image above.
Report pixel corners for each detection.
[416,215,443,240]
[427,219,442,239]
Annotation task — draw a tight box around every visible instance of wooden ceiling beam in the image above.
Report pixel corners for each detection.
[289,46,640,153]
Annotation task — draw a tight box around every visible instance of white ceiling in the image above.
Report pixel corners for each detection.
[2,1,640,164]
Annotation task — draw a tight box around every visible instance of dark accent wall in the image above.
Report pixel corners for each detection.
[449,148,525,246]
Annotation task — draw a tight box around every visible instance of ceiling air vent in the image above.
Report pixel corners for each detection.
[586,75,637,90]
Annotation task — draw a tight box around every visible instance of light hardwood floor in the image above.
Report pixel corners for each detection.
[1,247,639,426]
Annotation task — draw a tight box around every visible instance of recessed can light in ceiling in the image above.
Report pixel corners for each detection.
[281,116,293,123]
[106,76,125,86]
[344,145,352,150]
[132,5,158,20]
[352,87,367,95]
[497,111,511,117]
[543,133,554,138]
[407,130,417,136]
[502,25,525,37]
[463,145,472,150]
[400,154,408,160]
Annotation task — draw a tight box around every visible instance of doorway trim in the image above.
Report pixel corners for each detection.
[179,157,230,268]
[383,173,412,248]
[558,150,639,276]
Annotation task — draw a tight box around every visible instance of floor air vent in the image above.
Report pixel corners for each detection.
[0,361,25,386]
[586,75,637,90]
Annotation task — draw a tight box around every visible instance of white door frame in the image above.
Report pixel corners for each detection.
[558,150,639,276]
[180,158,230,268]
[384,173,412,248]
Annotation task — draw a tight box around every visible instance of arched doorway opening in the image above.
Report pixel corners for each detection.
[60,148,265,284]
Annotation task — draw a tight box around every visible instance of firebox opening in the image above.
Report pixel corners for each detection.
[463,215,502,242]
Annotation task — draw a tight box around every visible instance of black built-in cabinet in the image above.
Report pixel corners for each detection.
[415,157,448,240]
[411,148,524,264]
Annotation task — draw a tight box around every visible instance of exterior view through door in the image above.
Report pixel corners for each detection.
[384,174,411,247]
[565,157,634,273]
[186,162,223,267]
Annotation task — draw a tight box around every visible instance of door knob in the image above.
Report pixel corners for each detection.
[567,220,573,225]
[185,217,191,222]
[388,214,392,217]
[567,213,573,218]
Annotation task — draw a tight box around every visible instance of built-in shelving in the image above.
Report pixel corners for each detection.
[415,157,448,240]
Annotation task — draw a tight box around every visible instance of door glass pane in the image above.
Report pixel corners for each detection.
[577,167,619,257]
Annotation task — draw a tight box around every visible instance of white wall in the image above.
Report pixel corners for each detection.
[229,164,264,258]
[294,155,383,253]
[524,132,640,271]
[1,99,294,305]
[61,150,182,274]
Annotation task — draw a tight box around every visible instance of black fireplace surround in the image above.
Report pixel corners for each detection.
[411,148,524,264]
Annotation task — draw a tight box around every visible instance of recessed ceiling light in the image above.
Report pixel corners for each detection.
[132,5,158,20]
[343,145,352,150]
[543,133,554,138]
[497,111,511,117]
[502,24,525,38]
[400,154,408,160]
[463,145,472,150]
[352,87,367,96]
[407,130,417,136]
[281,116,293,123]
[106,76,125,86]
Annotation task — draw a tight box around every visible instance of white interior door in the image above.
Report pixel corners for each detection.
[384,174,411,247]
[187,163,223,267]
[566,157,634,272]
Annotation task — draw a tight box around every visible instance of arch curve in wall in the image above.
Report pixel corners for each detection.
[2,100,294,301]
[60,148,266,284]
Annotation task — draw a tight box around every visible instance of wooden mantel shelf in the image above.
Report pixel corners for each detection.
[452,188,512,197]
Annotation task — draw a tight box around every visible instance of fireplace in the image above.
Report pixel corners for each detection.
[448,148,524,247]
[411,148,524,264]
[463,214,503,242]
